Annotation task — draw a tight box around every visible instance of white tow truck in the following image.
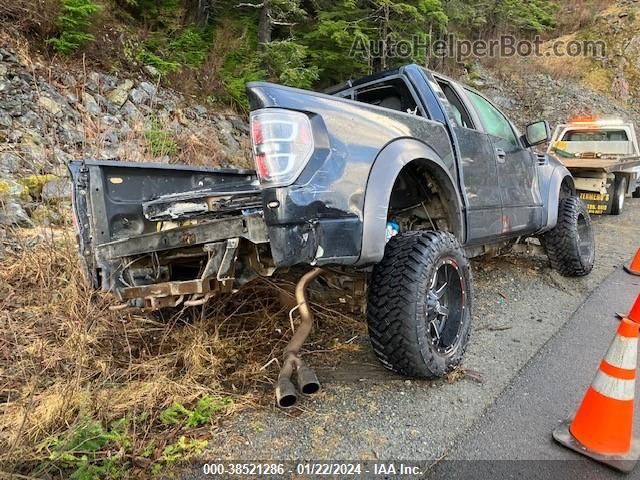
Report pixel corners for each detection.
[548,115,640,215]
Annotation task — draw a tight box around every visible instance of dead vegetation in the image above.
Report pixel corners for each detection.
[0,227,365,478]
[0,0,61,42]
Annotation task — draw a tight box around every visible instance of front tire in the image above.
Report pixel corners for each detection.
[544,196,595,277]
[367,231,472,378]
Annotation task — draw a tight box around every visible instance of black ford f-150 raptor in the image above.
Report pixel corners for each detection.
[70,64,595,407]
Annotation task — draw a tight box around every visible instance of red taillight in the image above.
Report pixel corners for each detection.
[251,117,263,145]
[250,109,314,187]
[255,152,269,178]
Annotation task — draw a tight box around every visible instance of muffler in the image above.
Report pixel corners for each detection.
[274,267,324,408]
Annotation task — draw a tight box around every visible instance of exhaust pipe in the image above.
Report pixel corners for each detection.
[275,376,298,408]
[296,364,321,395]
[274,267,324,408]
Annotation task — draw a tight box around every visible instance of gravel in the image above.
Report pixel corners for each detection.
[188,199,640,467]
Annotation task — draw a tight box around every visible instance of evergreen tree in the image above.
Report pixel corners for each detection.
[48,0,103,55]
[44,0,561,104]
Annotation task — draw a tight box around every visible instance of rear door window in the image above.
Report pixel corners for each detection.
[354,78,423,116]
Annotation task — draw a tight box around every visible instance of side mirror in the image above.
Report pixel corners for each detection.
[524,120,551,147]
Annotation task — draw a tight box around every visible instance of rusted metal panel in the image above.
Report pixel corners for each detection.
[142,189,262,222]
[119,277,218,299]
[96,213,269,260]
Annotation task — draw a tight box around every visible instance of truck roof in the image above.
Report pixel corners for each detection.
[323,64,455,95]
[556,120,635,130]
[324,67,402,95]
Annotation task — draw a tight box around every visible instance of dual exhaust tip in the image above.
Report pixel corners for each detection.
[276,364,321,408]
[275,268,325,409]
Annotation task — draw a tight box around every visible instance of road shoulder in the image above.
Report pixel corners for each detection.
[429,267,640,479]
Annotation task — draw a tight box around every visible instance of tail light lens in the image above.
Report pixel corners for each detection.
[250,108,314,187]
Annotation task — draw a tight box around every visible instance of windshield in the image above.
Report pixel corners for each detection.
[552,128,633,157]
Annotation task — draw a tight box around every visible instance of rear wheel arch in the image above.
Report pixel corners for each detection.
[357,139,464,266]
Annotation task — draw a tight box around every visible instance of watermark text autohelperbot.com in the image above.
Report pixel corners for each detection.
[350,34,607,63]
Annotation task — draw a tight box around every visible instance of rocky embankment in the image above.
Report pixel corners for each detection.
[469,64,640,130]
[2,34,640,232]
[0,46,250,229]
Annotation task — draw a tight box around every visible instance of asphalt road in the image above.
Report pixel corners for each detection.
[186,198,640,478]
[428,266,640,479]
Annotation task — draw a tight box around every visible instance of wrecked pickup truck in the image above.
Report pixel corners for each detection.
[70,64,595,407]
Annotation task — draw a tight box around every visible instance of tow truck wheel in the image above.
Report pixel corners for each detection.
[543,196,595,277]
[367,231,472,378]
[610,176,627,215]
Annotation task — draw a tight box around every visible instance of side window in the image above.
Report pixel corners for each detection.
[354,78,422,116]
[466,90,520,152]
[436,80,474,129]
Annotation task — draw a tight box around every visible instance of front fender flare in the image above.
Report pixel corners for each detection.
[539,164,575,233]
[356,138,465,266]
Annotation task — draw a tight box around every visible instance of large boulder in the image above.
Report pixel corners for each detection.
[42,177,72,202]
[139,81,158,98]
[0,153,19,175]
[0,178,32,227]
[38,96,63,116]
[107,79,134,107]
[0,199,32,227]
[82,92,101,115]
[0,178,29,200]
[128,87,150,105]
[0,112,11,128]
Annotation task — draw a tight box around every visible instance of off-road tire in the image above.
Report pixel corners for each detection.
[367,231,472,378]
[610,175,627,215]
[544,196,595,277]
[632,185,640,199]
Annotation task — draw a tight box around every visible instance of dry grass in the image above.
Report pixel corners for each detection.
[0,0,61,42]
[0,227,364,478]
[553,0,612,34]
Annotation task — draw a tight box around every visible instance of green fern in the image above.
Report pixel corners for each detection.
[48,0,103,55]
[144,122,179,157]
[159,396,233,427]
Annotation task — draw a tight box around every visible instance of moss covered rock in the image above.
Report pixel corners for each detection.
[0,178,29,201]
[17,175,57,201]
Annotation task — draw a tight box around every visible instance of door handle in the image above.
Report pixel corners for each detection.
[496,148,506,163]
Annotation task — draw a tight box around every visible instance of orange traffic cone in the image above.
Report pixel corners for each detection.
[616,294,640,324]
[629,295,640,324]
[625,249,640,276]
[553,317,640,472]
